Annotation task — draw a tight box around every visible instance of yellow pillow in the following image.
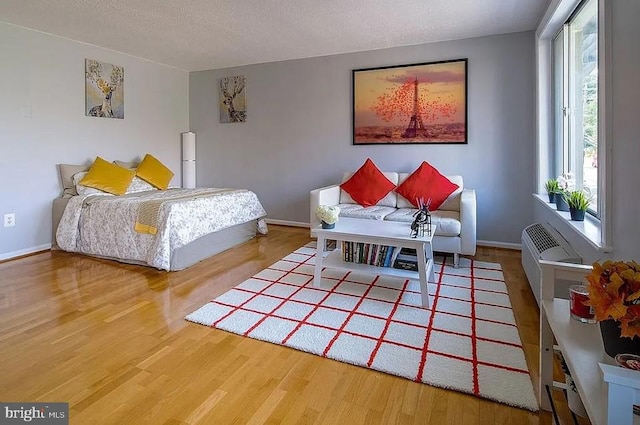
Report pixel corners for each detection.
[136,154,174,190]
[79,157,136,195]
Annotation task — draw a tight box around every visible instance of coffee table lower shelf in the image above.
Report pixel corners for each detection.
[317,249,434,308]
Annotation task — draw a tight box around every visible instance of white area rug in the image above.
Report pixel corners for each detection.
[186,244,538,411]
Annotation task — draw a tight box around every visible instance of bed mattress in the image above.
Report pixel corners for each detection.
[56,188,267,270]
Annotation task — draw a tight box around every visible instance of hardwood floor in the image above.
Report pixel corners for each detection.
[0,226,585,424]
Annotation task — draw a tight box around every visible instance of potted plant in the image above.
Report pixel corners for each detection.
[554,173,574,212]
[586,260,640,358]
[544,179,560,203]
[566,190,590,221]
[554,190,570,212]
[316,205,340,229]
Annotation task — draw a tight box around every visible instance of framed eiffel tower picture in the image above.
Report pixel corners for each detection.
[352,59,467,145]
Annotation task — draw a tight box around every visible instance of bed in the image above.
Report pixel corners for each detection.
[53,161,268,271]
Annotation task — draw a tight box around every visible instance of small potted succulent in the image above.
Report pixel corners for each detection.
[566,190,590,221]
[316,205,340,229]
[544,179,560,203]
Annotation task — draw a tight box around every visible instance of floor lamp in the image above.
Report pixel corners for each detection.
[181,132,196,188]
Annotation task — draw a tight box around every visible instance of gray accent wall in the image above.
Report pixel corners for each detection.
[191,31,535,245]
[0,22,189,258]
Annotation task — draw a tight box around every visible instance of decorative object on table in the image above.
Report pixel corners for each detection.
[544,178,560,203]
[566,190,591,221]
[410,198,431,238]
[219,75,246,123]
[569,284,596,323]
[586,260,640,357]
[615,353,640,371]
[85,59,124,119]
[316,205,340,229]
[393,247,419,271]
[352,59,467,145]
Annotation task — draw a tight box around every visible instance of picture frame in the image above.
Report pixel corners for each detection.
[352,59,467,145]
[85,59,124,119]
[219,75,247,123]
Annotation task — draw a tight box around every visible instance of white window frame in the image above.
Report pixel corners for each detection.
[535,0,611,251]
[554,1,599,216]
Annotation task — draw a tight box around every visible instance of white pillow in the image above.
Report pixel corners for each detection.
[73,172,157,196]
[126,176,157,194]
[73,172,112,196]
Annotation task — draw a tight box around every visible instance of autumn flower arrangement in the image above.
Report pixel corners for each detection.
[586,260,640,338]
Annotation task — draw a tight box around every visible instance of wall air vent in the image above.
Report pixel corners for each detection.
[521,223,581,305]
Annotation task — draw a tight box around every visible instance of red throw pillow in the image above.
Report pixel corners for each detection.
[396,162,459,210]
[340,158,395,207]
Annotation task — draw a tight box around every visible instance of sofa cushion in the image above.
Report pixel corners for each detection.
[339,159,396,207]
[384,208,461,237]
[338,203,397,221]
[397,174,463,210]
[396,162,460,210]
[341,171,399,207]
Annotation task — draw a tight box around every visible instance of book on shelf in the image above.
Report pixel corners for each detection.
[392,247,419,271]
[339,242,397,267]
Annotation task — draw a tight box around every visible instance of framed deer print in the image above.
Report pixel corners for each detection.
[219,75,247,123]
[85,59,124,119]
[352,59,467,145]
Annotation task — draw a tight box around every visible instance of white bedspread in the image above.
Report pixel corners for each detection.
[56,188,267,270]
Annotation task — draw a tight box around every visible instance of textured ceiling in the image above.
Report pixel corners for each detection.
[0,0,549,71]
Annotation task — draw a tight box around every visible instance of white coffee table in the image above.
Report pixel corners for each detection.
[311,217,436,308]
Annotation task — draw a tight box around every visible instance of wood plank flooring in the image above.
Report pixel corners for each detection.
[0,225,587,424]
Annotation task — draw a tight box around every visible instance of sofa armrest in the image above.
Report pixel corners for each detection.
[459,189,477,256]
[310,184,341,236]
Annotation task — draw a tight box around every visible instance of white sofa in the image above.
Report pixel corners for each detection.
[310,172,477,267]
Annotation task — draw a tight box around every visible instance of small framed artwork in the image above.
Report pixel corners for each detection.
[219,75,247,123]
[85,59,124,119]
[352,59,467,145]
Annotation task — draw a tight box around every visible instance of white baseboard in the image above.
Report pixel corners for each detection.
[265,219,310,228]
[0,243,52,261]
[477,240,522,250]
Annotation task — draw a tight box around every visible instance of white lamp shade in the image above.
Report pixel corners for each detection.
[182,132,196,161]
[182,160,196,189]
[181,132,196,188]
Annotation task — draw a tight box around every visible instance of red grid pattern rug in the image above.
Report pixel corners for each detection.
[186,244,538,411]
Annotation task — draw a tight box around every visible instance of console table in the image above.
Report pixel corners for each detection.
[538,260,640,425]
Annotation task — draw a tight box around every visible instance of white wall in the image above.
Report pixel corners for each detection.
[534,0,640,263]
[190,31,536,246]
[0,22,189,258]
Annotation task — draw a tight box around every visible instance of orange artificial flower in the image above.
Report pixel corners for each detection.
[587,260,640,338]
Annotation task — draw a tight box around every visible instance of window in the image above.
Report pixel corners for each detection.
[553,0,599,215]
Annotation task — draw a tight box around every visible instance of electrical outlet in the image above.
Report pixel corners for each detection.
[4,213,15,227]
